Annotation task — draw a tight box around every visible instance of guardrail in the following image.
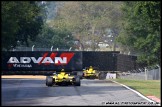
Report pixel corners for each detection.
[118,65,160,80]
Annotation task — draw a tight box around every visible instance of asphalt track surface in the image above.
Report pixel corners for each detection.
[1,79,158,106]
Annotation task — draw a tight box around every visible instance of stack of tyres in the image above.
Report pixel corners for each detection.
[98,71,106,80]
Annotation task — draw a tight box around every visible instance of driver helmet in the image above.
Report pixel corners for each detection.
[60,69,66,75]
[90,66,93,68]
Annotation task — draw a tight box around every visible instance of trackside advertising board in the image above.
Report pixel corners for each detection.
[2,51,120,74]
[2,51,82,71]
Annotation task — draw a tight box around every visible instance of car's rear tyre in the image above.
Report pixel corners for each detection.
[46,76,53,87]
[74,76,80,86]
[77,72,83,79]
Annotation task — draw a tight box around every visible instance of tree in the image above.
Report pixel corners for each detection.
[2,1,46,50]
[45,1,57,20]
[28,24,74,50]
[47,1,123,50]
[116,1,160,66]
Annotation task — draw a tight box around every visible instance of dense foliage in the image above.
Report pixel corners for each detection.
[116,1,160,66]
[2,1,45,50]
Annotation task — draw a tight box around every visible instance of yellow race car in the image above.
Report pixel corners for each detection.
[83,66,98,79]
[46,69,80,86]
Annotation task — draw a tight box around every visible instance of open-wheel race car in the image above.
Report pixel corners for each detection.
[82,66,99,79]
[46,69,81,87]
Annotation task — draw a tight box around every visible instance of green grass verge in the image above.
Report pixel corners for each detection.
[112,79,161,99]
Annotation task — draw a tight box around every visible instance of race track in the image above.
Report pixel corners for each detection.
[1,79,156,106]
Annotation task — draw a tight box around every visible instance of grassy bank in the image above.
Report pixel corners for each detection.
[112,79,160,99]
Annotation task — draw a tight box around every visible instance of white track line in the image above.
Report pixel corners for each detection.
[110,80,157,103]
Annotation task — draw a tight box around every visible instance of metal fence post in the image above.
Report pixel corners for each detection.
[159,66,161,80]
[145,67,147,80]
[32,45,35,51]
[157,64,160,80]
[69,47,72,51]
[51,46,53,51]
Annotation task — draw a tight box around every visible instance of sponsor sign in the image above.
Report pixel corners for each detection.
[2,51,82,71]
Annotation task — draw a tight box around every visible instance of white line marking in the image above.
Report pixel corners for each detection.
[110,80,157,103]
